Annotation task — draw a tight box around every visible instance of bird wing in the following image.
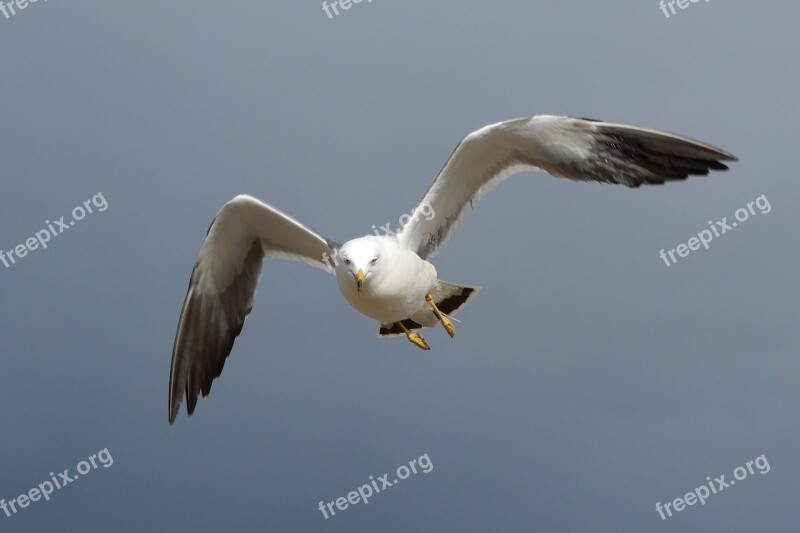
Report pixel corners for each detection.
[168,194,339,423]
[397,115,738,258]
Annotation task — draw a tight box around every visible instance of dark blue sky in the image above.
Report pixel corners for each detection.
[1,1,798,531]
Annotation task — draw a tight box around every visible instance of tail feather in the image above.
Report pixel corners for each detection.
[434,282,479,315]
[377,282,480,336]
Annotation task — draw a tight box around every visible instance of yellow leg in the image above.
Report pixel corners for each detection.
[398,321,430,350]
[426,293,456,338]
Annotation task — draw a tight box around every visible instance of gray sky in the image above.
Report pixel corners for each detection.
[1,1,798,531]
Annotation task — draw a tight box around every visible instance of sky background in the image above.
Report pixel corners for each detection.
[1,1,798,531]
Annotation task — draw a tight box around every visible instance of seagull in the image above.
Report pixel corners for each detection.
[168,115,737,423]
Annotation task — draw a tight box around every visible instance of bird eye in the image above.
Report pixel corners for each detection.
[344,258,351,265]
[370,257,378,265]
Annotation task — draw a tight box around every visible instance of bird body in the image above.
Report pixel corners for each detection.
[334,236,439,324]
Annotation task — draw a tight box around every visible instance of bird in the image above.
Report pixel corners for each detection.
[168,114,737,423]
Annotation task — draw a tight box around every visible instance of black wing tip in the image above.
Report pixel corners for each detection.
[168,351,230,424]
[597,128,738,187]
[708,148,737,163]
[592,118,739,163]
[168,372,181,424]
[168,389,184,424]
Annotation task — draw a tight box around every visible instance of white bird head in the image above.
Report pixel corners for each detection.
[335,236,384,296]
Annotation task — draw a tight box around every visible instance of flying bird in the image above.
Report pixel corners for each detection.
[168,115,737,423]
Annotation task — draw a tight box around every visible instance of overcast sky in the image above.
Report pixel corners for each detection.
[1,1,798,531]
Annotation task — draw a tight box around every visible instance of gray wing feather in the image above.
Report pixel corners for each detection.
[168,195,338,423]
[398,115,737,259]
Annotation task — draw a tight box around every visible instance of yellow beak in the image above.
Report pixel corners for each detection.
[354,269,365,295]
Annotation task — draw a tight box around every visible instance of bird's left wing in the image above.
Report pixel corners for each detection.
[168,195,339,423]
[398,115,738,258]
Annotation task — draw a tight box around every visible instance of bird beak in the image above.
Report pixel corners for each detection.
[354,269,365,295]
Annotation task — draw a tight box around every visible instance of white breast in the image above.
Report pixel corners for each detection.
[336,246,437,323]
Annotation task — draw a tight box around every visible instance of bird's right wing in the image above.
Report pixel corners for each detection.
[168,195,339,424]
[398,115,738,259]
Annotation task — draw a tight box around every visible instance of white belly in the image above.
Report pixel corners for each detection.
[336,256,437,323]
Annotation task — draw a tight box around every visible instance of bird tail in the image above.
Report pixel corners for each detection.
[377,281,480,336]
